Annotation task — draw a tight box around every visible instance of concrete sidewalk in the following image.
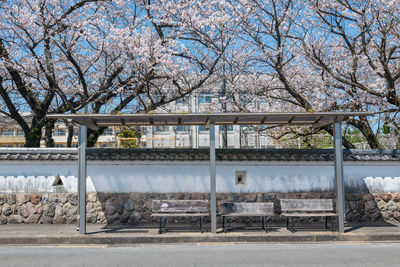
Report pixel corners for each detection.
[1,222,400,245]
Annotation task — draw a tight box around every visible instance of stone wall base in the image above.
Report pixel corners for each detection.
[1,192,400,225]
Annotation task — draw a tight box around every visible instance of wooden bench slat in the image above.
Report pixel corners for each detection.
[220,213,273,217]
[220,202,274,215]
[281,212,338,217]
[152,200,209,213]
[280,199,334,212]
[151,213,210,217]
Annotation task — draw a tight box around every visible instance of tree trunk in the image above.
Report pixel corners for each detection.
[87,127,105,147]
[67,125,74,147]
[323,125,355,149]
[24,126,42,147]
[347,117,382,149]
[44,121,55,147]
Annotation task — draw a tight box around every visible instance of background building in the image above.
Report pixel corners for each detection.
[0,92,276,149]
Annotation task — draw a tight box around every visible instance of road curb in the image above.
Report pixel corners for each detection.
[1,234,400,245]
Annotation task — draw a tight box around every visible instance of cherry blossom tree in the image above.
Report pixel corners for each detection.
[220,0,399,148]
[303,0,400,148]
[0,0,227,147]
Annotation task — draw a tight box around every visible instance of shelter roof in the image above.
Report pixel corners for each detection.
[46,112,373,129]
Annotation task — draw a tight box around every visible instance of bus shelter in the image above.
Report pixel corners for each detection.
[47,112,373,234]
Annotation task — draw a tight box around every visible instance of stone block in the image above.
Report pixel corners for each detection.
[43,204,55,217]
[105,199,116,215]
[377,200,388,211]
[388,200,397,212]
[0,194,6,205]
[55,205,63,217]
[191,193,205,200]
[124,199,134,212]
[128,212,141,224]
[87,193,97,202]
[86,202,93,213]
[265,193,275,201]
[24,214,41,224]
[40,215,53,224]
[119,214,130,224]
[31,194,42,205]
[0,215,7,224]
[18,205,29,218]
[381,211,393,220]
[66,215,77,224]
[68,194,78,206]
[373,194,381,202]
[246,193,257,202]
[362,194,374,201]
[364,200,378,214]
[58,194,68,204]
[86,213,98,223]
[392,193,400,202]
[129,192,141,202]
[393,211,400,222]
[348,201,359,214]
[36,203,44,215]
[116,203,124,214]
[7,194,16,204]
[174,193,185,200]
[42,194,49,204]
[2,203,12,216]
[8,214,24,224]
[53,215,66,224]
[16,194,30,206]
[381,194,392,202]
[49,194,58,203]
[63,203,77,217]
[97,212,106,223]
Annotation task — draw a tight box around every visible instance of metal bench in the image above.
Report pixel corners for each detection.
[219,202,274,233]
[280,199,338,232]
[151,200,210,234]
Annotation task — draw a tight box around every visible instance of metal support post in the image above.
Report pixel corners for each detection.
[209,123,217,234]
[78,125,87,235]
[334,122,345,233]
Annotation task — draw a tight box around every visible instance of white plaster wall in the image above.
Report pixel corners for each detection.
[0,161,399,193]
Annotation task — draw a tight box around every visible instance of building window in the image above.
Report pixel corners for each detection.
[101,128,114,136]
[16,130,24,136]
[198,92,212,104]
[53,129,66,136]
[55,144,66,148]
[219,125,234,132]
[1,144,14,148]
[154,126,169,133]
[176,96,190,105]
[176,125,189,132]
[100,143,113,148]
[1,129,15,136]
[198,125,208,132]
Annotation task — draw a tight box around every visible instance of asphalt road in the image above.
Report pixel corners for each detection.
[0,242,399,267]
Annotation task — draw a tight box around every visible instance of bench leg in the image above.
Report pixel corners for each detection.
[158,217,162,234]
[291,217,295,233]
[262,216,265,230]
[223,216,227,233]
[331,217,334,232]
[286,217,289,230]
[264,217,268,233]
[200,217,203,233]
[325,216,328,230]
